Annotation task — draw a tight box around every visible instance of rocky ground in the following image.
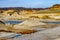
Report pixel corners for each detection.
[0,19,60,40]
[5,26,60,40]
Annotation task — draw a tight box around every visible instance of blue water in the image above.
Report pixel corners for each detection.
[15,34,22,37]
[42,21,60,24]
[3,20,22,24]
[48,22,60,24]
[3,20,60,24]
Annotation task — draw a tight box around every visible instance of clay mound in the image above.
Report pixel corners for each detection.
[13,20,47,30]
[11,20,47,34]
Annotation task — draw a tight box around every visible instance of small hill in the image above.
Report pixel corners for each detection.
[49,4,60,11]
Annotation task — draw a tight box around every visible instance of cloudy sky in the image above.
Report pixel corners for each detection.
[0,0,60,8]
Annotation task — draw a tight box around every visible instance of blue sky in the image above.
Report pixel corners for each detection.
[0,0,60,8]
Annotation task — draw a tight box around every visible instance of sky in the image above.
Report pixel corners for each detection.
[0,0,60,8]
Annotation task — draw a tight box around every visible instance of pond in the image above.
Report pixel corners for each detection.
[3,20,60,24]
[42,21,60,24]
[3,20,22,24]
